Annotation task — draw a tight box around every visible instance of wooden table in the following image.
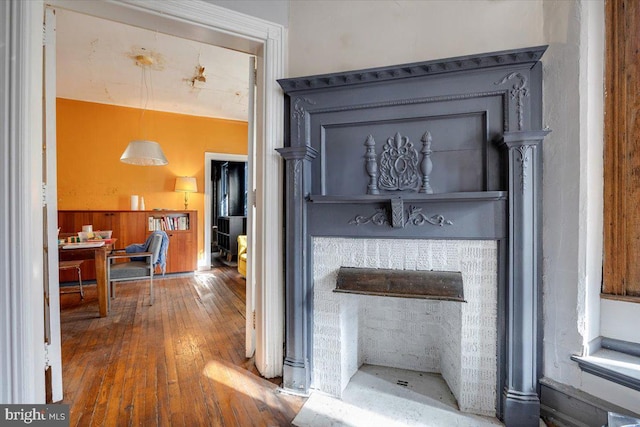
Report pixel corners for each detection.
[59,239,116,317]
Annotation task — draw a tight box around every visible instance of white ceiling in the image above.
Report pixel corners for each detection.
[56,9,252,122]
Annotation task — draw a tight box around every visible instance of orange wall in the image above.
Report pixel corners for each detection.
[56,98,248,264]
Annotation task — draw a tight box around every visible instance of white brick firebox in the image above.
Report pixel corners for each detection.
[312,238,497,416]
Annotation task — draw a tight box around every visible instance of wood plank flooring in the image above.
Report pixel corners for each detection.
[59,266,305,426]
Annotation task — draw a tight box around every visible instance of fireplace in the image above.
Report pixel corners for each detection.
[313,238,497,416]
[277,46,550,426]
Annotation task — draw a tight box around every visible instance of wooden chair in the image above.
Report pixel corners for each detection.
[106,233,163,306]
[58,260,84,299]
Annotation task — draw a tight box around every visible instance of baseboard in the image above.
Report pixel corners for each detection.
[539,377,640,427]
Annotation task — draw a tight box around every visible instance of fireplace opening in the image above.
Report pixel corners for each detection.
[313,238,497,417]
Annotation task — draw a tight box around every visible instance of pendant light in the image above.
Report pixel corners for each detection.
[120,54,168,166]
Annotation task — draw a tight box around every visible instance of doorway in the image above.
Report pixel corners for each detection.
[204,154,249,267]
[211,161,247,260]
[31,0,286,402]
[203,152,254,356]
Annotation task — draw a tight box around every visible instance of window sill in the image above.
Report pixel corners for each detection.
[572,338,640,392]
[601,293,640,304]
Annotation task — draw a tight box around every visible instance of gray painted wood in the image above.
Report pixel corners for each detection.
[307,198,507,240]
[602,337,640,358]
[540,377,640,427]
[277,46,549,426]
[498,129,550,426]
[275,145,318,393]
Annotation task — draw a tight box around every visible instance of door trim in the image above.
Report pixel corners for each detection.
[0,0,46,403]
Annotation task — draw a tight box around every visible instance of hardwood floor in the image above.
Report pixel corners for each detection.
[59,266,305,426]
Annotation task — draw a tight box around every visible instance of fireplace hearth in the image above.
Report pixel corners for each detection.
[277,46,550,426]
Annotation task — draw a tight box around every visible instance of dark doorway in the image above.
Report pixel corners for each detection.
[211,160,247,263]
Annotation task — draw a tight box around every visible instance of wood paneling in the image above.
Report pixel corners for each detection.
[58,210,198,282]
[166,229,195,273]
[117,212,147,249]
[59,266,304,426]
[603,0,640,297]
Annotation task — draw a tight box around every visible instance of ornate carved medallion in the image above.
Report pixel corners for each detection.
[378,132,421,191]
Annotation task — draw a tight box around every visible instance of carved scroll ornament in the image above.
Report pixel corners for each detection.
[494,72,529,131]
[292,97,316,143]
[349,208,389,226]
[348,205,452,228]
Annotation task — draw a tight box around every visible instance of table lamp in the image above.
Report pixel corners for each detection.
[175,176,197,209]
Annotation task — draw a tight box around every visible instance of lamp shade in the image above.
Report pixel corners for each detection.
[174,176,197,193]
[120,140,168,166]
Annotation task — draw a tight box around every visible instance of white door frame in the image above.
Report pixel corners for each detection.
[44,6,64,402]
[0,0,46,404]
[246,55,257,358]
[4,0,286,402]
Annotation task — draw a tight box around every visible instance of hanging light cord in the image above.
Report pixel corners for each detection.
[138,65,153,140]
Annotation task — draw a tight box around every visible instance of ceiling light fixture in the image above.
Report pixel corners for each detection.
[120,53,168,166]
[189,64,207,88]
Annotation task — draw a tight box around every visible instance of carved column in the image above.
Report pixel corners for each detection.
[276,145,318,394]
[498,130,549,426]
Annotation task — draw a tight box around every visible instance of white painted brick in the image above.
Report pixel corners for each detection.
[312,238,497,416]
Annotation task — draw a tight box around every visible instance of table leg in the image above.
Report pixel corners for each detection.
[95,248,108,317]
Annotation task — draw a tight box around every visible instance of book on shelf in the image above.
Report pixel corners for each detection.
[147,214,190,232]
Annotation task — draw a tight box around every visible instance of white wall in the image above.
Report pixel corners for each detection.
[543,0,640,412]
[541,0,584,389]
[205,0,289,27]
[601,300,640,343]
[289,0,543,76]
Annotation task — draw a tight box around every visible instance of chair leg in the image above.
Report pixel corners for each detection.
[76,265,84,299]
[149,273,154,306]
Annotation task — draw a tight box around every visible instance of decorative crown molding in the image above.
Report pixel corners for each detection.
[278,46,548,94]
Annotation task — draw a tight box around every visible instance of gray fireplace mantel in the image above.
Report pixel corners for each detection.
[277,46,550,426]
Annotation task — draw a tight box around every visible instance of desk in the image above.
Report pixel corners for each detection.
[59,239,116,317]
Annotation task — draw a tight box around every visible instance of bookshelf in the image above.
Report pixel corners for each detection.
[147,212,191,232]
[58,210,197,279]
[217,216,246,260]
[146,211,197,273]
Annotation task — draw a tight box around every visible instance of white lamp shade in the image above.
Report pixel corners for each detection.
[120,140,168,166]
[174,176,197,193]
